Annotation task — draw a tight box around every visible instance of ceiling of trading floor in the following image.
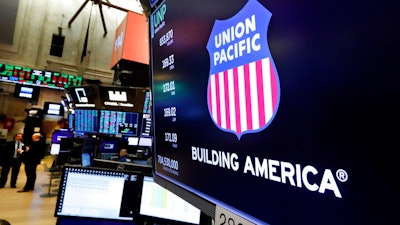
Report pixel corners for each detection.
[0,0,144,45]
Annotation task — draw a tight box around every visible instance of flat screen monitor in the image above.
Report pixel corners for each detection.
[139,176,201,225]
[138,137,152,147]
[150,0,398,225]
[82,137,97,153]
[74,109,99,133]
[55,166,143,221]
[99,110,139,136]
[142,91,152,114]
[127,137,139,146]
[98,139,120,154]
[50,143,61,155]
[44,102,64,116]
[81,153,92,167]
[68,114,74,130]
[57,138,84,165]
[51,130,74,144]
[13,83,40,103]
[139,114,152,136]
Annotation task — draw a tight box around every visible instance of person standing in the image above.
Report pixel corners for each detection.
[17,133,44,192]
[0,133,24,188]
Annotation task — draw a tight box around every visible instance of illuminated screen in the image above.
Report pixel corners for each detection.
[138,137,152,147]
[81,153,91,167]
[44,102,64,116]
[139,176,201,224]
[55,166,143,221]
[99,110,139,136]
[74,109,99,133]
[51,130,74,144]
[0,63,82,89]
[143,91,152,114]
[98,139,120,153]
[140,114,152,136]
[13,83,40,102]
[68,114,74,130]
[50,143,61,155]
[150,0,398,225]
[127,137,139,146]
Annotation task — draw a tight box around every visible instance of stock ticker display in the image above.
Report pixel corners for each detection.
[0,63,82,89]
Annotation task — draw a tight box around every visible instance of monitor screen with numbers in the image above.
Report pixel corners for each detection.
[73,109,99,133]
[55,166,143,221]
[139,176,201,225]
[148,0,398,225]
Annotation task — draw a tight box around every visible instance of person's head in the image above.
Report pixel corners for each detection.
[119,149,127,157]
[32,133,41,142]
[15,133,23,142]
[0,218,11,225]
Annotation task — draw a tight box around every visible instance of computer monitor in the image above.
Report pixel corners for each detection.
[81,153,92,167]
[99,110,139,136]
[138,137,152,147]
[139,176,201,225]
[51,130,74,144]
[44,102,64,116]
[98,139,120,154]
[127,137,139,146]
[50,143,61,155]
[74,109,99,133]
[55,166,143,221]
[55,138,85,166]
[56,217,135,225]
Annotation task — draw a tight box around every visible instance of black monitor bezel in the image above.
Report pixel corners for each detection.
[54,166,144,222]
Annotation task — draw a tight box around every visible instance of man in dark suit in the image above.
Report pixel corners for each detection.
[17,133,45,192]
[0,133,24,188]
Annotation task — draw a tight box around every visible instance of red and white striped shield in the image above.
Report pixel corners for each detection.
[206,0,280,138]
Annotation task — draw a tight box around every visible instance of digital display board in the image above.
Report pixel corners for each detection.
[99,110,139,136]
[0,63,82,89]
[74,109,99,133]
[150,0,398,225]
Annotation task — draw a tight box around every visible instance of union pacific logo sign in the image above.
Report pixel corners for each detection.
[206,0,280,139]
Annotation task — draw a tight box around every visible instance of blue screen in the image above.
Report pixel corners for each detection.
[99,110,139,136]
[51,131,74,144]
[98,139,120,153]
[74,109,99,133]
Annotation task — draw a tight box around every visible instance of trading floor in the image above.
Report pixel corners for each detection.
[0,155,58,225]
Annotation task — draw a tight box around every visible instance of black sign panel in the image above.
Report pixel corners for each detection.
[150,0,398,225]
[97,85,149,112]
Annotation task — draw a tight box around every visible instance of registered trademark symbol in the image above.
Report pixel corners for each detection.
[336,169,348,182]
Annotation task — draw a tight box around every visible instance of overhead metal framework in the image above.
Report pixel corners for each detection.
[68,0,130,36]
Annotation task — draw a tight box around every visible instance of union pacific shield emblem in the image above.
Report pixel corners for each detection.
[206,0,280,139]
